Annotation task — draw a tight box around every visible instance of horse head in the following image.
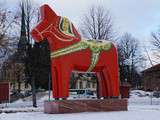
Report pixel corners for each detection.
[31,5,81,44]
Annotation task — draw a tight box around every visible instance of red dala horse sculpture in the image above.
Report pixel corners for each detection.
[31,5,120,99]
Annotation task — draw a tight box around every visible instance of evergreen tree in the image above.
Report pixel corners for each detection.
[17,0,37,107]
[17,1,27,62]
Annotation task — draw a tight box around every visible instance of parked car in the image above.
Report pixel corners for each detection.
[69,89,96,99]
[153,91,160,98]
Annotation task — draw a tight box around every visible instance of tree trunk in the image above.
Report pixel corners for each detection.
[17,75,21,93]
[18,82,21,93]
[31,77,37,107]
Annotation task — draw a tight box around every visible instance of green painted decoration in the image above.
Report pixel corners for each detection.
[59,17,75,37]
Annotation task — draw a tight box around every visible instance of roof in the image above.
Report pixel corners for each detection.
[142,64,160,73]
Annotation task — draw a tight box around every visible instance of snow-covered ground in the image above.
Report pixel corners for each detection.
[129,90,160,105]
[1,90,160,120]
[1,106,160,120]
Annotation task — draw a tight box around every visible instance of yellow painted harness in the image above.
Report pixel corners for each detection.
[51,17,112,72]
[51,40,112,72]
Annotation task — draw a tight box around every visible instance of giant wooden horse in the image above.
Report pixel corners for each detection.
[31,5,120,99]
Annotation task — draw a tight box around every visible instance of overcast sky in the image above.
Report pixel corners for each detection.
[1,0,160,42]
[39,0,160,43]
[1,0,160,67]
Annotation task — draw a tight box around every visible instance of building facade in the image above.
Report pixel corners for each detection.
[142,64,160,91]
[0,56,30,93]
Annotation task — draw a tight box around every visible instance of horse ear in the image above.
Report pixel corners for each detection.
[40,4,57,23]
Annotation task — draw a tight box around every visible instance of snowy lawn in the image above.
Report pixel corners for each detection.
[1,90,160,120]
[1,105,160,120]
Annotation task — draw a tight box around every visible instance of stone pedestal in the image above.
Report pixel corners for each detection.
[44,99,128,114]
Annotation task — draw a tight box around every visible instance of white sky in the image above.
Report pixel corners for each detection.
[39,0,160,42]
[1,0,160,42]
[1,0,160,67]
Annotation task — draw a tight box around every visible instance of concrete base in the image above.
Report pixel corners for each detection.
[44,99,128,114]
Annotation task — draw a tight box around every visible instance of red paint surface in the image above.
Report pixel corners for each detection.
[31,5,120,98]
[0,82,9,102]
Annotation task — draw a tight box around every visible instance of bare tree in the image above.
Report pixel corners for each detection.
[0,8,17,58]
[152,32,160,50]
[118,33,141,87]
[118,33,138,61]
[151,31,160,62]
[18,0,38,107]
[80,6,114,40]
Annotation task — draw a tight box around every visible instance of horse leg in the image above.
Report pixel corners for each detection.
[96,72,107,99]
[58,66,72,99]
[51,66,60,100]
[52,65,72,99]
[102,67,113,98]
[103,46,120,97]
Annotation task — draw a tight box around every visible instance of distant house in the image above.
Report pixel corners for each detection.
[0,53,31,93]
[141,64,160,91]
[70,73,97,91]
